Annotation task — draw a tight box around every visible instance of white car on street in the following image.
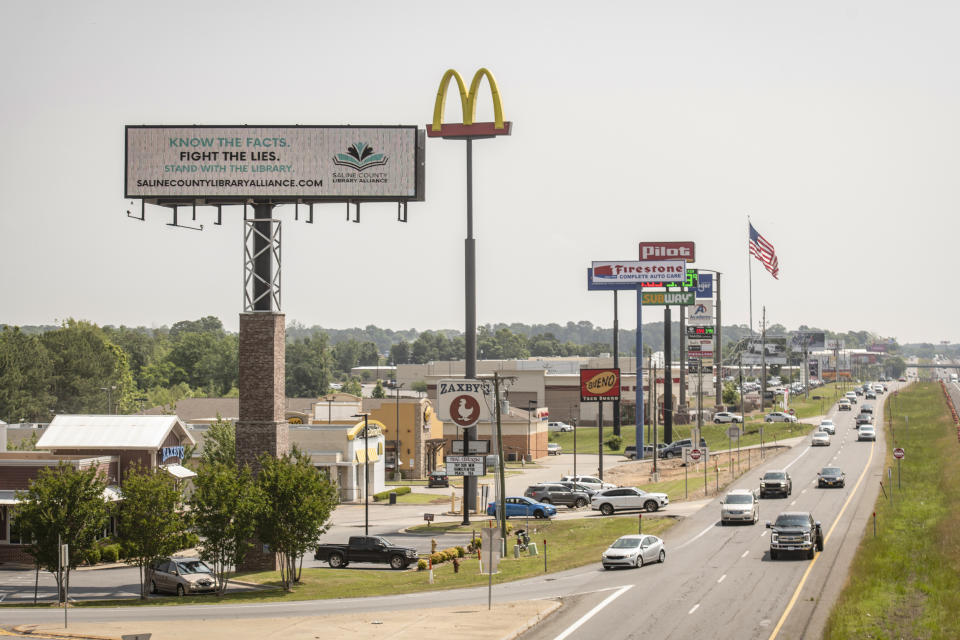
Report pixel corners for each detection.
[548,421,574,432]
[765,411,798,423]
[720,489,760,525]
[812,430,831,446]
[858,425,876,441]
[591,487,669,514]
[713,412,743,424]
[601,534,665,569]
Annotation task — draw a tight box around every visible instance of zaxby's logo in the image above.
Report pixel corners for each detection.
[332,142,388,172]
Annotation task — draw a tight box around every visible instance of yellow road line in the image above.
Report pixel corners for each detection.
[767,439,876,640]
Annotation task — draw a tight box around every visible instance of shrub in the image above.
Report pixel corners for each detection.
[470,537,482,551]
[84,547,102,566]
[430,552,443,566]
[417,558,428,571]
[605,434,623,451]
[101,544,120,563]
[456,546,465,558]
[373,486,412,502]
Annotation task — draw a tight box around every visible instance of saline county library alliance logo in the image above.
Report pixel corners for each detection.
[332,142,389,185]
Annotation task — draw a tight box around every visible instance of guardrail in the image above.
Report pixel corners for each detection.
[939,380,960,442]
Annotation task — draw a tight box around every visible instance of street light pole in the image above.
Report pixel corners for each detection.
[394,383,404,479]
[353,412,371,536]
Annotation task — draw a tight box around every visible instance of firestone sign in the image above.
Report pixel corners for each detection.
[638,241,695,263]
[591,261,686,285]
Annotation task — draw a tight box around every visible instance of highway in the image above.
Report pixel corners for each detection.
[0,383,899,640]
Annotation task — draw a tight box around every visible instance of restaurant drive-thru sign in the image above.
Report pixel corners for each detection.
[580,368,621,402]
[437,379,492,427]
[445,456,486,476]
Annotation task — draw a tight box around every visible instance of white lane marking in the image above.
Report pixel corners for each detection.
[783,447,811,471]
[790,500,797,506]
[676,522,716,551]
[761,530,768,537]
[554,584,633,640]
[718,574,727,584]
[801,489,807,494]
[689,603,701,614]
[741,550,750,558]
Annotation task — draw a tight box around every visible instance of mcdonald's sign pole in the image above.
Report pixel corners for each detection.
[428,68,512,525]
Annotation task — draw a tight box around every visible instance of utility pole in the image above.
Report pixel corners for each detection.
[664,306,673,443]
[679,304,687,418]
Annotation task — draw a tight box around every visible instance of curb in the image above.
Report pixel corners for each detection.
[12,624,119,640]
[502,599,563,640]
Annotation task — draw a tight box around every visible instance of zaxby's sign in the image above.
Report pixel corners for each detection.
[580,368,621,402]
[437,379,492,427]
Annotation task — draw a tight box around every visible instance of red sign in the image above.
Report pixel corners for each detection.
[893,448,905,460]
[580,368,621,402]
[448,395,482,428]
[639,241,695,262]
[689,448,702,461]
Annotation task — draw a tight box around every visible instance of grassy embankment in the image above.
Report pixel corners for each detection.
[824,382,960,639]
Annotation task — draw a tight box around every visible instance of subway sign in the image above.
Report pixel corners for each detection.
[641,291,695,305]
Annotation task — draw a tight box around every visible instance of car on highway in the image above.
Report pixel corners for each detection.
[548,421,574,432]
[591,486,670,515]
[865,390,877,399]
[818,419,836,435]
[560,474,616,492]
[720,488,760,525]
[856,412,874,426]
[523,483,590,509]
[817,466,846,488]
[765,411,798,423]
[812,430,831,446]
[658,438,707,459]
[427,469,450,487]
[860,404,874,414]
[149,558,218,596]
[486,496,556,519]
[767,512,823,560]
[857,424,876,441]
[547,442,562,455]
[601,534,665,569]
[760,470,793,498]
[838,398,852,411]
[899,377,907,382]
[713,411,743,424]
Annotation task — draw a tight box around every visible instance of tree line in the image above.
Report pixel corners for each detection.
[14,419,335,598]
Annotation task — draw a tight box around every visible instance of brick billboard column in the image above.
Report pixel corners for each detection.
[236,311,289,570]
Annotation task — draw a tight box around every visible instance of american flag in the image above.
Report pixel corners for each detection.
[749,223,779,279]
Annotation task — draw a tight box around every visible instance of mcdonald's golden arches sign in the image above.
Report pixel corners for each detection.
[428,68,512,139]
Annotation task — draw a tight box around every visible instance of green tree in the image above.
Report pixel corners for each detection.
[256,447,337,591]
[285,333,332,397]
[371,380,386,399]
[119,463,190,599]
[722,381,740,405]
[389,340,411,365]
[341,378,363,397]
[886,356,907,378]
[189,462,264,596]
[332,339,362,374]
[357,342,379,367]
[411,380,428,397]
[0,326,56,423]
[200,416,236,466]
[14,463,110,602]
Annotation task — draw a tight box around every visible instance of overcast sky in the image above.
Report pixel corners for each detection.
[2,1,957,344]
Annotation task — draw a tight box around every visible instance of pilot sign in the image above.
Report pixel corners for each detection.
[437,378,492,428]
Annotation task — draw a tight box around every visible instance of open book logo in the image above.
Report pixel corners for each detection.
[333,142,389,172]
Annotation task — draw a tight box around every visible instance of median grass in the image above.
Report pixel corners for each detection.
[824,382,960,639]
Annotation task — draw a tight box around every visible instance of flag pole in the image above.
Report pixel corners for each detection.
[748,216,754,335]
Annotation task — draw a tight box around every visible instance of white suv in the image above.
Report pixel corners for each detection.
[720,489,760,525]
[560,475,615,492]
[548,421,574,432]
[591,487,669,514]
[818,419,836,435]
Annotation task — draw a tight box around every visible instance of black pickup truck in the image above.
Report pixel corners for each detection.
[766,512,823,560]
[314,535,419,570]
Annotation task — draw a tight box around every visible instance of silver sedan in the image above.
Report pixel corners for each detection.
[601,534,666,569]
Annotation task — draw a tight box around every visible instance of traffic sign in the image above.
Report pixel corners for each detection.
[452,439,491,454]
[444,456,486,476]
[689,449,702,461]
[726,425,742,438]
[893,448,905,459]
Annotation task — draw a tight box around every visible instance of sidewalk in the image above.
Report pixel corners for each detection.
[14,599,561,640]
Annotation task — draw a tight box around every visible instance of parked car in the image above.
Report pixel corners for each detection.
[601,534,665,569]
[713,412,743,424]
[759,470,792,498]
[857,425,876,441]
[548,421,574,432]
[523,483,590,509]
[427,469,449,487]
[765,412,798,423]
[817,466,846,488]
[767,512,823,560]
[149,558,218,596]
[812,430,831,446]
[658,438,707,459]
[720,488,760,525]
[591,487,669,515]
[556,480,599,497]
[560,475,616,492]
[838,398,852,411]
[624,443,665,460]
[818,419,836,435]
[547,442,563,456]
[486,496,556,519]
[314,536,419,570]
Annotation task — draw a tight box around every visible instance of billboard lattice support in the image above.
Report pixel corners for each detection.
[243,216,281,312]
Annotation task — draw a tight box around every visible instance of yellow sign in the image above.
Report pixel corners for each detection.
[429,68,512,138]
[586,371,617,395]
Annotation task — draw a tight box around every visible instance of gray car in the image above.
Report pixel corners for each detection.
[524,483,590,508]
[149,558,218,596]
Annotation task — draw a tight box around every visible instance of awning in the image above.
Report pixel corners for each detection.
[0,490,19,505]
[103,485,123,502]
[355,448,379,464]
[162,464,197,479]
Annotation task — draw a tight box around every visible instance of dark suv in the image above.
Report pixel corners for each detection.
[760,470,793,498]
[659,438,707,459]
[524,483,590,509]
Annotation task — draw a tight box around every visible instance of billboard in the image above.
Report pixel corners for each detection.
[638,241,695,262]
[687,300,713,325]
[640,291,695,305]
[591,261,686,285]
[741,337,787,364]
[580,368,621,402]
[125,125,423,201]
[695,272,713,299]
[790,331,826,352]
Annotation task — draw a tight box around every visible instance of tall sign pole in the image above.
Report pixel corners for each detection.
[428,68,512,524]
[664,306,673,443]
[714,273,722,406]
[613,292,621,437]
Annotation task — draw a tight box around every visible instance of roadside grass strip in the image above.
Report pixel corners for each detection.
[823,382,960,640]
